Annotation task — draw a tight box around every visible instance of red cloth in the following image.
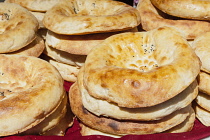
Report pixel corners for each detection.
[2,81,210,140]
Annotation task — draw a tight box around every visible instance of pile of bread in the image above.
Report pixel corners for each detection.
[2,0,210,138]
[69,26,201,137]
[0,0,140,137]
[192,32,210,127]
[136,0,210,129]
[0,54,74,136]
[0,2,45,57]
[0,1,74,137]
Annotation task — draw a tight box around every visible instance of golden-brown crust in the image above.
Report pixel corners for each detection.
[136,0,210,39]
[43,0,141,35]
[0,3,39,53]
[0,54,64,136]
[69,82,190,135]
[42,103,75,136]
[150,0,210,20]
[83,26,201,108]
[45,29,137,55]
[21,90,68,135]
[79,66,198,121]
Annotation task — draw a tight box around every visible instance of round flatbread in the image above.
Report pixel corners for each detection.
[43,0,140,35]
[83,26,201,108]
[69,82,191,135]
[0,3,39,53]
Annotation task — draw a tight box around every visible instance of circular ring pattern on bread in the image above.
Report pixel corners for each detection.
[42,0,141,35]
[0,3,39,53]
[83,26,201,108]
[150,0,210,20]
[136,0,210,39]
[0,54,64,136]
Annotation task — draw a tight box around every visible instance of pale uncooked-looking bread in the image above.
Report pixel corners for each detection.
[150,0,210,20]
[136,0,210,39]
[0,3,39,53]
[69,82,191,135]
[43,0,141,35]
[83,26,201,108]
[0,54,64,136]
[78,66,198,121]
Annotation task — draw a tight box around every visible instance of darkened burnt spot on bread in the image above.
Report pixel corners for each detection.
[34,111,46,120]
[108,122,119,131]
[131,80,141,88]
[175,42,189,49]
[151,73,158,79]
[96,118,105,124]
[0,90,12,98]
[0,13,10,21]
[157,27,166,31]
[17,21,23,26]
[0,91,5,100]
[82,106,89,115]
[0,92,4,96]
[101,83,108,88]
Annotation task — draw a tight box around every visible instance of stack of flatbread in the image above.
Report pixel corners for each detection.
[0,54,74,136]
[191,32,210,126]
[40,0,140,82]
[4,0,60,41]
[69,26,201,137]
[0,3,45,57]
[4,0,60,29]
[136,0,210,40]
